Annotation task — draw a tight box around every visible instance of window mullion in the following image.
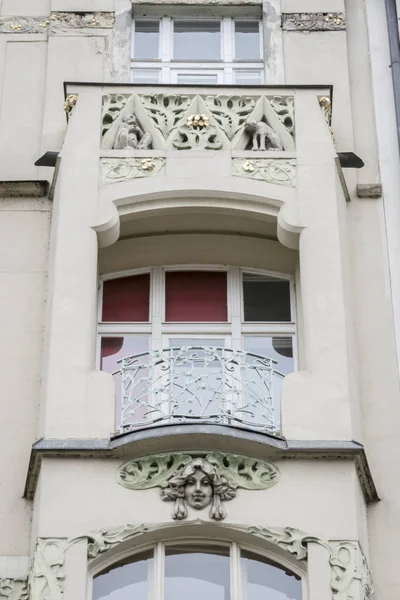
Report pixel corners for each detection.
[151,268,163,349]
[161,17,172,61]
[231,542,242,600]
[229,267,242,351]
[152,542,165,600]
[222,17,233,62]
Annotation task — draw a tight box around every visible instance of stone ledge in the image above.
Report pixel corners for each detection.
[356,183,382,199]
[24,425,379,504]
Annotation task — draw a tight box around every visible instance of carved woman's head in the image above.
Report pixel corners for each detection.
[161,457,236,521]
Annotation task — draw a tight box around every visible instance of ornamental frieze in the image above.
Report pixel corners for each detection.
[232,158,296,186]
[282,13,346,32]
[101,157,166,184]
[0,12,114,34]
[117,452,280,520]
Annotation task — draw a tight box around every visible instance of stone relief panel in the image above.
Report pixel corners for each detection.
[330,542,374,600]
[282,13,346,32]
[116,452,280,521]
[0,579,28,600]
[0,13,114,34]
[101,93,296,152]
[101,158,166,184]
[28,539,66,600]
[232,159,296,187]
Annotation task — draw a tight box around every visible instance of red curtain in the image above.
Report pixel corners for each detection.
[165,271,227,322]
[102,274,150,322]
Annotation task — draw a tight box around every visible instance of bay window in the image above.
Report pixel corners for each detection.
[130,17,264,85]
[98,267,296,435]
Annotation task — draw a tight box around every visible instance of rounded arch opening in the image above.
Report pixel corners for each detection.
[90,528,305,600]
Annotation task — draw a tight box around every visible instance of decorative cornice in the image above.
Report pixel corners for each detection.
[24,432,379,505]
[232,158,296,186]
[282,13,346,32]
[0,579,28,600]
[0,12,114,34]
[0,181,49,198]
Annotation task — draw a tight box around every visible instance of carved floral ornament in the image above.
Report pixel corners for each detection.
[282,13,346,32]
[101,93,296,153]
[0,13,114,34]
[116,452,280,521]
[20,522,373,600]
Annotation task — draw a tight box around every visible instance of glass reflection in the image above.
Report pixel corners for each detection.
[241,551,302,600]
[93,551,153,600]
[165,547,230,600]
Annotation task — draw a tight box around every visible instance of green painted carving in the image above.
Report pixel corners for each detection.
[205,95,255,140]
[0,579,28,600]
[172,124,222,150]
[269,96,295,137]
[207,453,280,490]
[248,526,310,560]
[102,94,128,136]
[84,524,149,559]
[117,452,279,521]
[330,542,374,600]
[140,94,191,138]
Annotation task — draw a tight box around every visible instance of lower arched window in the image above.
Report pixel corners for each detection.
[92,542,302,600]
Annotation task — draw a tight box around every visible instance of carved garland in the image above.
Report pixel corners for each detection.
[0,13,114,34]
[282,13,346,32]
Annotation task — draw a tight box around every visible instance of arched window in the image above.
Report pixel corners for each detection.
[97,267,296,435]
[93,543,302,600]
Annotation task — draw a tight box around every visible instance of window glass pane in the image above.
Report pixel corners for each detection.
[100,336,150,430]
[234,70,263,85]
[131,69,161,84]
[134,20,159,59]
[243,336,293,375]
[93,551,154,600]
[102,274,150,322]
[165,547,230,600]
[243,273,291,321]
[165,271,227,322]
[235,20,260,59]
[241,550,301,600]
[173,20,221,60]
[177,73,218,84]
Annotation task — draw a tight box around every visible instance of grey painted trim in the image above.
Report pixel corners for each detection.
[24,424,378,504]
[0,181,49,198]
[385,0,400,152]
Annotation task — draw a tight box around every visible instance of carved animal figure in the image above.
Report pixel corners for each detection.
[113,114,152,150]
[244,119,283,151]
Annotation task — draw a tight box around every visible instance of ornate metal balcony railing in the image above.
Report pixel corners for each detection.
[113,346,286,435]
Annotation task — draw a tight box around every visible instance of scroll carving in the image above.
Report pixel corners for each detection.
[117,452,280,520]
[101,158,165,184]
[140,94,191,138]
[173,124,222,150]
[28,539,66,600]
[0,579,28,600]
[205,95,255,140]
[232,158,296,186]
[282,13,346,32]
[330,542,374,600]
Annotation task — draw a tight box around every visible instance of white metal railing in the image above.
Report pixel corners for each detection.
[113,346,285,435]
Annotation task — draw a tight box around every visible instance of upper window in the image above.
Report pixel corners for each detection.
[98,267,295,435]
[93,542,302,600]
[131,17,263,85]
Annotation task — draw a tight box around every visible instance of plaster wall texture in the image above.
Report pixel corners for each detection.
[0,198,51,556]
[32,458,362,541]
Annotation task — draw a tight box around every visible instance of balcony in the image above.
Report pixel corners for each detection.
[113,346,286,435]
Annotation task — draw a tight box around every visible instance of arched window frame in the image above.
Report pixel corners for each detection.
[88,537,306,600]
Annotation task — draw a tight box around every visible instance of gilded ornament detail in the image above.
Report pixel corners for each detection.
[0,12,114,34]
[101,158,165,184]
[64,94,78,115]
[232,158,296,187]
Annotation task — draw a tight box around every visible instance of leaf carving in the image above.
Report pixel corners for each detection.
[140,94,191,137]
[205,95,255,140]
[206,453,280,490]
[117,454,193,489]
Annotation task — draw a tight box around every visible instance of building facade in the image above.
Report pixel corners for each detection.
[1,1,400,600]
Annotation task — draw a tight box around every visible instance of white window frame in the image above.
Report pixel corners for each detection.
[97,265,296,362]
[130,16,265,85]
[89,539,306,600]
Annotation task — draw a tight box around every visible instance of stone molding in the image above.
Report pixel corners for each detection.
[0,181,49,198]
[282,13,346,32]
[0,13,114,34]
[24,434,379,504]
[232,158,296,186]
[100,158,166,184]
[26,522,373,600]
[0,579,28,600]
[117,452,280,520]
